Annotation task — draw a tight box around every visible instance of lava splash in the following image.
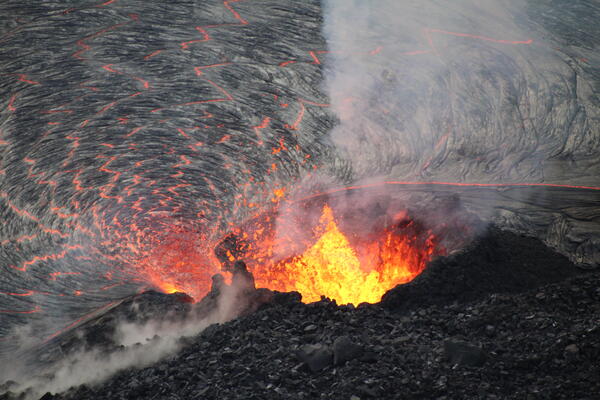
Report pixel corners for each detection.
[215,196,447,305]
[256,205,439,304]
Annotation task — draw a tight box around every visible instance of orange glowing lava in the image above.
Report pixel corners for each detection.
[136,229,218,300]
[253,205,438,305]
[139,200,441,305]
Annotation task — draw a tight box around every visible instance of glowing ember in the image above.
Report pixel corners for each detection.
[254,205,438,305]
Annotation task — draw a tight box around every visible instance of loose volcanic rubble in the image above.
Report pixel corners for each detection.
[2,227,598,400]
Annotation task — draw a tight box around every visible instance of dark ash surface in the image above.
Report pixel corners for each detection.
[2,227,598,400]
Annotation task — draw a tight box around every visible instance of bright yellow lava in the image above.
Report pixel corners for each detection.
[266,205,427,305]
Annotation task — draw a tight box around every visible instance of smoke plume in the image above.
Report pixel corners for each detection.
[321,0,599,186]
[0,276,256,399]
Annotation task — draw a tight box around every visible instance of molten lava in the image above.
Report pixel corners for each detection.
[135,228,218,300]
[253,205,438,305]
[140,200,441,306]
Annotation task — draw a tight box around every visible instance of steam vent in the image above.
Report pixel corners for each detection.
[1,0,599,399]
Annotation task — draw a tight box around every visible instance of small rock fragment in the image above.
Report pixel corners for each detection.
[333,336,364,365]
[564,344,579,354]
[444,339,486,366]
[295,343,333,372]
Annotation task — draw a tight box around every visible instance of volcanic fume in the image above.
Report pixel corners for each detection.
[0,0,599,387]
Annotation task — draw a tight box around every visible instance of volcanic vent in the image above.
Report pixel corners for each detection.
[214,188,475,305]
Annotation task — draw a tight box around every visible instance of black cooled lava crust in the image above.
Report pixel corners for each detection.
[3,228,597,400]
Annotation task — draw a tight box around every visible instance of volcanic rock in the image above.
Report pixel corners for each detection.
[295,344,333,372]
[564,344,579,354]
[13,269,600,399]
[443,339,487,367]
[270,291,303,305]
[381,226,580,311]
[333,336,364,366]
[1,228,599,400]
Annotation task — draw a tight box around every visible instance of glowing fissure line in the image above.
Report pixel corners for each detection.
[177,128,190,139]
[97,0,117,6]
[7,94,17,112]
[5,73,40,85]
[102,63,150,89]
[308,51,321,64]
[151,64,234,112]
[49,271,81,281]
[144,49,163,60]
[23,157,58,187]
[217,134,231,144]
[93,63,148,116]
[10,245,82,272]
[281,47,383,67]
[98,155,122,183]
[51,207,79,219]
[253,116,271,145]
[41,109,73,115]
[71,169,91,191]
[0,305,40,314]
[39,224,69,238]
[426,28,533,45]
[62,134,81,167]
[99,282,122,291]
[423,27,532,57]
[223,0,248,24]
[180,0,248,49]
[15,234,38,243]
[72,15,138,60]
[167,183,192,195]
[43,301,121,342]
[295,181,600,203]
[285,98,329,131]
[124,126,143,138]
[0,192,40,222]
[279,60,296,67]
[0,290,34,296]
[0,193,70,239]
[172,154,191,168]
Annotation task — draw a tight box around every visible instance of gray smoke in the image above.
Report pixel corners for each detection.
[313,0,600,266]
[321,0,599,186]
[0,276,255,399]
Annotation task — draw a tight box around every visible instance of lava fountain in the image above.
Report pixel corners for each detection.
[214,190,461,305]
[253,204,440,304]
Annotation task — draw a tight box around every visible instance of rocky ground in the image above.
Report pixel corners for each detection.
[2,227,599,400]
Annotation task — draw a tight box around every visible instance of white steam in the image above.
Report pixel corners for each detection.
[0,276,256,399]
[321,0,598,186]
